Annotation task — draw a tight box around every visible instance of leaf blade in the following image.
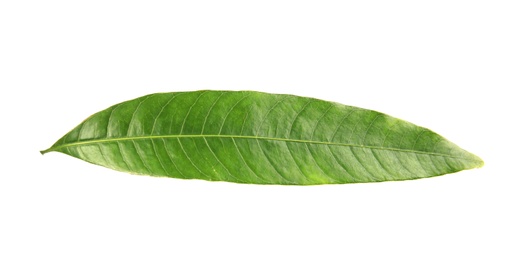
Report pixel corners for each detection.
[42,90,483,184]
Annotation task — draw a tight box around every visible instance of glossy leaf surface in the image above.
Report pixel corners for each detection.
[41,90,483,184]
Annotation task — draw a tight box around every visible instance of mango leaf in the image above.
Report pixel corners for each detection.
[41,90,483,185]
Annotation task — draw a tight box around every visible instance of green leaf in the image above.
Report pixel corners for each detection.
[41,90,483,185]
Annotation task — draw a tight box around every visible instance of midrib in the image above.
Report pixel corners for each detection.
[41,134,477,161]
[42,134,474,161]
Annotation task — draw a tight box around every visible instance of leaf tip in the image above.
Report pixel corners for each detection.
[476,156,485,168]
[468,152,484,169]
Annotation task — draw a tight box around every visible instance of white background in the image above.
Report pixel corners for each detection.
[1,1,520,259]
